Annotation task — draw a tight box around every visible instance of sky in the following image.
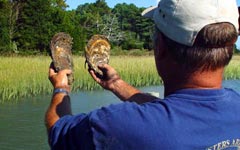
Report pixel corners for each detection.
[65,0,158,9]
[66,0,240,48]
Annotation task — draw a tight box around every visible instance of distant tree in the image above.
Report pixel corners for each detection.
[97,14,124,45]
[94,0,111,16]
[76,3,96,30]
[60,10,86,53]
[113,3,131,31]
[16,0,55,52]
[0,0,10,52]
[76,0,110,33]
[74,0,112,52]
[51,3,74,32]
[136,7,154,49]
[8,0,22,52]
[51,0,68,10]
[112,3,154,50]
[0,0,154,54]
[0,0,22,53]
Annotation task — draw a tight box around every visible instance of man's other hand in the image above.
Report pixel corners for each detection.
[89,64,120,91]
[48,63,72,92]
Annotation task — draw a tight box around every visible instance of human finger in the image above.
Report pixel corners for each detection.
[49,63,57,78]
[89,70,101,83]
[58,69,72,76]
[98,63,110,70]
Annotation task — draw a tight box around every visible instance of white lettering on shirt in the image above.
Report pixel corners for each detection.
[207,139,240,150]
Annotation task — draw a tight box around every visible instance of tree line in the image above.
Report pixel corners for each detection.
[0,0,154,55]
[0,0,239,55]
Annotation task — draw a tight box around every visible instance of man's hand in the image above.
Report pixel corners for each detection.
[89,64,121,91]
[49,63,72,92]
[45,63,72,133]
[89,63,158,103]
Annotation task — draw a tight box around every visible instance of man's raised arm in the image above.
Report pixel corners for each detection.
[45,64,72,133]
[89,64,158,104]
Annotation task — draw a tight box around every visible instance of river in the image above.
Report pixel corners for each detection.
[0,80,239,150]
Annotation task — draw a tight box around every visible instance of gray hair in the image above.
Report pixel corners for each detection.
[154,22,238,72]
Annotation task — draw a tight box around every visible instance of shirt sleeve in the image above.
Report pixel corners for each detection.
[49,114,95,150]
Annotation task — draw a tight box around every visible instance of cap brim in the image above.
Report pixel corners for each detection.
[142,6,157,18]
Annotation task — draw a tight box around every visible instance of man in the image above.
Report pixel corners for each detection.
[45,0,240,149]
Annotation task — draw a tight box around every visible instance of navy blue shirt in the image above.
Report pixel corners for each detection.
[49,88,240,150]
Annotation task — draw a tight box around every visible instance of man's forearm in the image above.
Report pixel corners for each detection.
[45,93,72,132]
[111,79,158,104]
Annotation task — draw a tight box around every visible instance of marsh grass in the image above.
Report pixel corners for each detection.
[0,56,51,103]
[224,55,240,80]
[71,56,161,91]
[0,55,239,103]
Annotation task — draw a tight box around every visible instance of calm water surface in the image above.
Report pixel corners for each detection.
[0,80,239,150]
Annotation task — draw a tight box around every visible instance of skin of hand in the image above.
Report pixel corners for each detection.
[48,63,72,92]
[89,64,121,91]
[45,63,72,133]
[89,64,158,103]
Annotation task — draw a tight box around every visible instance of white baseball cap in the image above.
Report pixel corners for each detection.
[142,0,239,46]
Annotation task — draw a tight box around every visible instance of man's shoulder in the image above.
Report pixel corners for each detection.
[88,100,174,149]
[89,88,240,122]
[225,88,240,97]
[89,100,164,121]
[88,100,172,128]
[166,88,240,100]
[86,89,240,149]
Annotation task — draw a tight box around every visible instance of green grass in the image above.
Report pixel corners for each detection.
[0,56,52,103]
[70,56,161,91]
[0,55,240,103]
[224,55,240,80]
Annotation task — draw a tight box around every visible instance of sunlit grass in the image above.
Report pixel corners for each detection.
[224,55,240,80]
[0,56,51,103]
[0,55,239,103]
[72,56,161,91]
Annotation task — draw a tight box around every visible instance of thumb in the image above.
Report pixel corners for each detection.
[98,63,111,71]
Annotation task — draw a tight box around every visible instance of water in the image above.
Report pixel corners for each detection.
[0,80,239,150]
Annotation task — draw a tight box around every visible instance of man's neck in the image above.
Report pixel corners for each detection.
[163,68,224,97]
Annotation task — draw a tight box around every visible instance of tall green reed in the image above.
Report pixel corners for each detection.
[0,55,239,103]
[0,56,51,103]
[224,55,240,80]
[72,56,161,91]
